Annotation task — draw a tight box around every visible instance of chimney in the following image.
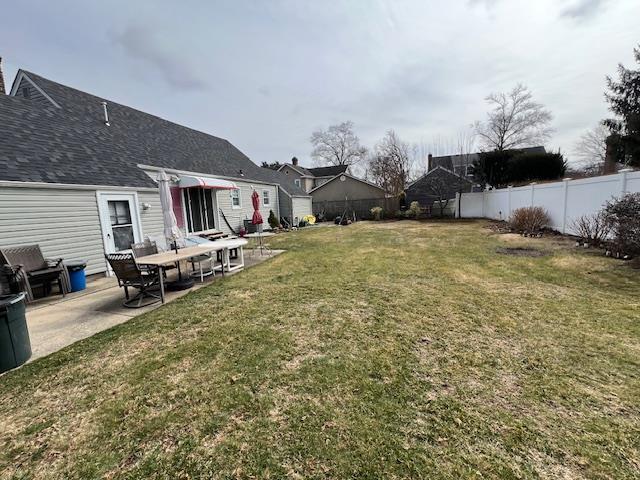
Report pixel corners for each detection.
[0,58,5,95]
[292,156,299,166]
[427,153,433,171]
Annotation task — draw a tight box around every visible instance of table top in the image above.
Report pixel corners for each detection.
[137,244,228,266]
[201,238,248,249]
[243,232,276,238]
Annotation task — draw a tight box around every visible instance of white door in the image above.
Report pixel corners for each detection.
[97,192,143,253]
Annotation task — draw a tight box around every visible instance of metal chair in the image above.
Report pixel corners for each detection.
[105,253,161,308]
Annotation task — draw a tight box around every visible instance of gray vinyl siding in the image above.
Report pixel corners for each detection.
[216,181,279,234]
[0,186,106,275]
[13,76,56,108]
[278,188,292,222]
[138,191,164,239]
[292,197,312,223]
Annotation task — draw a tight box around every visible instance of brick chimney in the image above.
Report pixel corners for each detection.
[292,156,299,166]
[0,58,5,95]
[427,153,433,171]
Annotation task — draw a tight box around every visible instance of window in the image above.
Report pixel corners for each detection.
[22,87,30,99]
[183,188,216,233]
[294,179,301,187]
[263,190,270,206]
[108,200,134,251]
[231,188,241,208]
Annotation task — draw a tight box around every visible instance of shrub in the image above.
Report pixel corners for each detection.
[473,150,566,187]
[604,193,640,256]
[570,212,612,244]
[509,207,550,233]
[408,201,421,218]
[268,209,279,229]
[507,152,567,184]
[370,206,383,220]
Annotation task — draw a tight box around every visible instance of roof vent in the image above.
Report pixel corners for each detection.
[101,101,110,126]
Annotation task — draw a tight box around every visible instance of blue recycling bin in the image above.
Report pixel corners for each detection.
[66,261,87,292]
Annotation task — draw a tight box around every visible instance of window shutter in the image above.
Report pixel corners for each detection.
[170,187,184,228]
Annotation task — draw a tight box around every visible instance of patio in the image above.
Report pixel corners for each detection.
[24,249,283,362]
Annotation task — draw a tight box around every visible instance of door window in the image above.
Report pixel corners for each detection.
[108,200,134,251]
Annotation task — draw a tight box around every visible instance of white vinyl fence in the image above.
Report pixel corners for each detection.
[456,169,640,235]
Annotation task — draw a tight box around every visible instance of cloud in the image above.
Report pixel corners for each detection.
[560,0,608,20]
[112,25,207,90]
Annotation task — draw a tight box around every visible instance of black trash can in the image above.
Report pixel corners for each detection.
[0,293,31,373]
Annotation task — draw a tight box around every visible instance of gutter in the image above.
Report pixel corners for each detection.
[0,180,158,192]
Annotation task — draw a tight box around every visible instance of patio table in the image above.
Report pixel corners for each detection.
[136,240,245,304]
[243,232,275,256]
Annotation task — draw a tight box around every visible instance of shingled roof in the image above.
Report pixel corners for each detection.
[0,70,308,195]
[307,165,349,177]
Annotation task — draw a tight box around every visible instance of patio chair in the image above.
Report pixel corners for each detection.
[131,239,175,278]
[105,253,161,308]
[0,245,70,302]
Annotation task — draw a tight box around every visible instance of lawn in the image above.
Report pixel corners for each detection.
[1,220,639,479]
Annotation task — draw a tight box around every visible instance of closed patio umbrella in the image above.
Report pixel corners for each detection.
[251,190,263,228]
[157,170,183,249]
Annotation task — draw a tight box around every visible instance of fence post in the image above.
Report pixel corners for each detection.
[481,189,486,218]
[620,168,633,194]
[561,177,571,234]
[530,182,536,207]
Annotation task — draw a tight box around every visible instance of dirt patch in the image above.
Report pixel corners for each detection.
[496,247,548,257]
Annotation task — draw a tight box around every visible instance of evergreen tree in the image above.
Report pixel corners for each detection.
[604,45,640,167]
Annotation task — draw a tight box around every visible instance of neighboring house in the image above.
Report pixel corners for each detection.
[427,146,546,177]
[0,69,311,275]
[309,173,387,202]
[277,158,349,193]
[406,166,475,212]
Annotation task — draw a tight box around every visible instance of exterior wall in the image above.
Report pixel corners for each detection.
[0,186,106,275]
[138,191,165,239]
[278,189,293,222]
[291,197,313,224]
[310,176,386,202]
[216,181,279,234]
[0,185,163,276]
[457,169,640,234]
[302,177,314,193]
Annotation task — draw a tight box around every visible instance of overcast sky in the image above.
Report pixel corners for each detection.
[1,0,638,168]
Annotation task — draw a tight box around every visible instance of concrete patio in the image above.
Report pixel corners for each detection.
[24,249,284,362]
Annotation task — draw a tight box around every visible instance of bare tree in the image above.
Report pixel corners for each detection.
[454,127,477,175]
[368,130,413,196]
[475,84,553,151]
[573,124,608,174]
[310,121,368,166]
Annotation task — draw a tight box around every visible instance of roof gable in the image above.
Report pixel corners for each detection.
[407,166,474,190]
[308,172,385,194]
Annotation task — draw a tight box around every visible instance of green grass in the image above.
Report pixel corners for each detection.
[1,220,639,479]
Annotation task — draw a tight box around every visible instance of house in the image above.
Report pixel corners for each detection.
[427,146,546,177]
[406,166,475,214]
[0,68,312,276]
[277,158,349,193]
